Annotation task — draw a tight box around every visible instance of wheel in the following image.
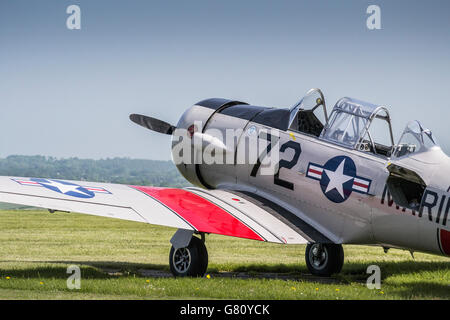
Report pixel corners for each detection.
[169,236,208,277]
[305,243,344,277]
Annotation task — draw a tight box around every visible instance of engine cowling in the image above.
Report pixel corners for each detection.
[171,98,291,189]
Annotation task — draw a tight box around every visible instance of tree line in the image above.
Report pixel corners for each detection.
[0,155,191,188]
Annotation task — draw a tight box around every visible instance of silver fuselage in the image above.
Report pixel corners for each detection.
[173,102,450,257]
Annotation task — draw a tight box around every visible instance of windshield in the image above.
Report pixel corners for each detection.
[289,88,327,125]
[392,121,438,158]
[288,88,328,137]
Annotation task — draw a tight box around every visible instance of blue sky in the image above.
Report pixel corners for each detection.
[1,0,449,160]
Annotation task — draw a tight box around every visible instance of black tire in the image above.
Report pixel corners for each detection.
[305,243,344,277]
[169,236,208,277]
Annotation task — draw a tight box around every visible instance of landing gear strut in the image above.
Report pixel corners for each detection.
[169,236,208,277]
[305,243,344,276]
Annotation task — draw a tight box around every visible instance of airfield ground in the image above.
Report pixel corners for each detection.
[0,210,448,300]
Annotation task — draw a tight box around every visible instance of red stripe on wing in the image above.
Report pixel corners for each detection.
[440,229,450,256]
[131,186,263,241]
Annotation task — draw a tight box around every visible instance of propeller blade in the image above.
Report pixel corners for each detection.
[129,114,176,135]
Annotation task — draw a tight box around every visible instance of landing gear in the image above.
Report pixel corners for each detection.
[305,243,344,277]
[169,236,208,277]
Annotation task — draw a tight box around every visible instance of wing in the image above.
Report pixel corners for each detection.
[0,176,327,244]
[184,187,331,244]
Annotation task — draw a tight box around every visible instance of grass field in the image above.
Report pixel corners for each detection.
[0,209,448,300]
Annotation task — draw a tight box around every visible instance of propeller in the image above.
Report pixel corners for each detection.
[129,114,176,135]
[130,113,230,153]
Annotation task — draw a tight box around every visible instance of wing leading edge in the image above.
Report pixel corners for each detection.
[0,176,321,244]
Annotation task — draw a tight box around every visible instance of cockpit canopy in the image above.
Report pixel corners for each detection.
[392,120,438,158]
[289,88,442,159]
[289,89,395,157]
[320,97,395,156]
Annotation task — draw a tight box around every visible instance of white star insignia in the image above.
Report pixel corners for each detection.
[40,180,91,196]
[323,159,354,199]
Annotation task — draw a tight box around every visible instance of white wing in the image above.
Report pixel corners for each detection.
[0,176,316,244]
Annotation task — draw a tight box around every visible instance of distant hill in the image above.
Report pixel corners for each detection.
[0,155,191,188]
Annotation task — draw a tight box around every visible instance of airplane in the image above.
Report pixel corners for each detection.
[0,88,448,277]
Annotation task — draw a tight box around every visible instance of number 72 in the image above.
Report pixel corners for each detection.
[250,133,302,190]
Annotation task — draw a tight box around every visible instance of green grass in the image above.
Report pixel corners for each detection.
[0,210,448,300]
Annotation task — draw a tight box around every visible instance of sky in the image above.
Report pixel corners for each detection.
[0,0,450,160]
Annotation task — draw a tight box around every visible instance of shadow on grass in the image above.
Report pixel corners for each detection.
[387,281,450,299]
[0,264,109,280]
[1,259,448,280]
[0,260,448,299]
[0,260,167,280]
[341,260,449,279]
[0,259,448,298]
